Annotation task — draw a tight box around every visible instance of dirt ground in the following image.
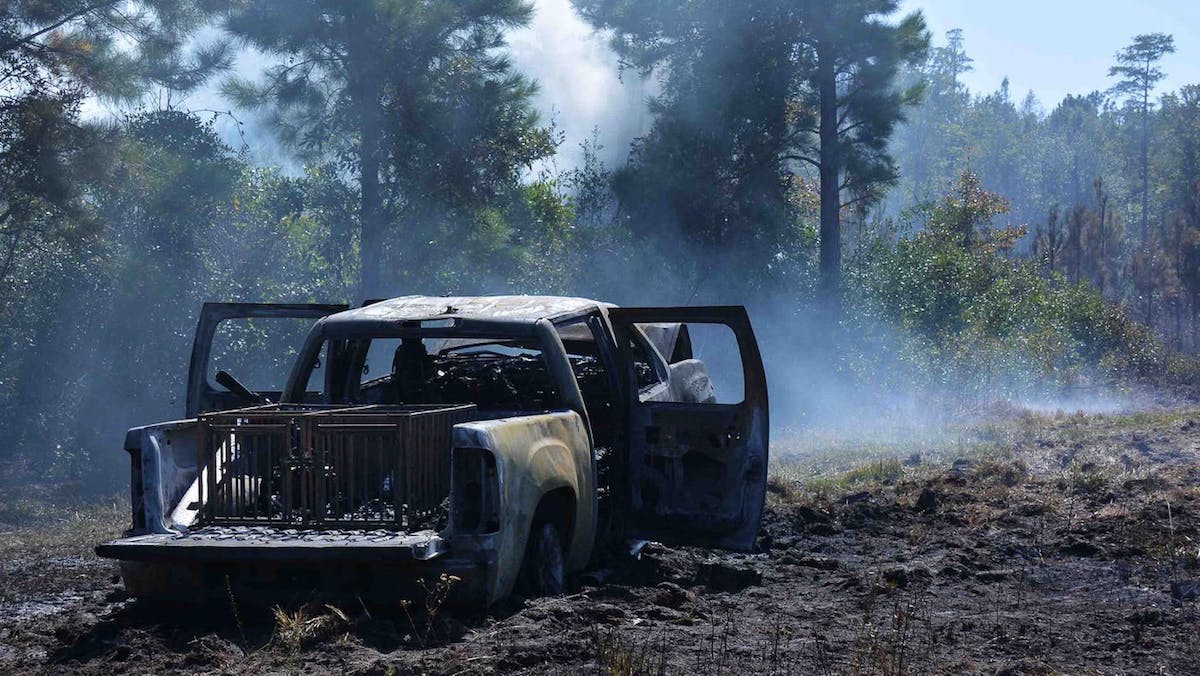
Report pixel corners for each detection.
[3,408,1200,674]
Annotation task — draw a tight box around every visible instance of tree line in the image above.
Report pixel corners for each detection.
[888,29,1200,352]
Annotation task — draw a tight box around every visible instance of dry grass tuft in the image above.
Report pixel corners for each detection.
[590,625,669,676]
[271,603,350,652]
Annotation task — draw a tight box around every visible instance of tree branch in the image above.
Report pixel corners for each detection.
[840,192,875,210]
[838,119,869,136]
[0,0,122,55]
[782,154,821,169]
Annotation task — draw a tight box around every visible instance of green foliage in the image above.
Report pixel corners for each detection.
[887,28,1200,357]
[1,3,234,446]
[847,171,1179,404]
[218,0,551,295]
[0,0,233,265]
[0,109,364,484]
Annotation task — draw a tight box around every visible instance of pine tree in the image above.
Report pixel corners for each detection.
[1108,33,1175,243]
[795,0,928,302]
[572,0,927,301]
[219,0,548,297]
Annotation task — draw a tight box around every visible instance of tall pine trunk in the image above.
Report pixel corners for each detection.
[358,123,383,299]
[817,40,841,306]
[348,7,384,300]
[1141,86,1150,243]
[1140,79,1153,330]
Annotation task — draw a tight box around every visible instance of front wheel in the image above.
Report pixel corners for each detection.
[519,522,565,597]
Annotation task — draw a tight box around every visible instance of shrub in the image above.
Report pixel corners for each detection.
[840,171,1190,410]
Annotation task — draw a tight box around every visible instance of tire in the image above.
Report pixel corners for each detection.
[519,522,565,597]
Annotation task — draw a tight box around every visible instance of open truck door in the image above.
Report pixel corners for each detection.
[186,302,347,417]
[609,306,768,551]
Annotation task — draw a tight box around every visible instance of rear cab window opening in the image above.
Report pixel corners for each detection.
[289,325,566,416]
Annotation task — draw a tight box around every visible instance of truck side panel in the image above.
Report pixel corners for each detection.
[125,420,202,534]
[451,411,593,603]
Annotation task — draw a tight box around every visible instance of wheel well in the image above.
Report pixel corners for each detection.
[532,487,576,547]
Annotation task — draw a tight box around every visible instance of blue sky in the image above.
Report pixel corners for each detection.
[899,0,1200,108]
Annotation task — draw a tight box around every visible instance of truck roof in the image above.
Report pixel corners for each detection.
[323,295,612,328]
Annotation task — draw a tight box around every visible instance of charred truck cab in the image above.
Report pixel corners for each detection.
[98,296,769,605]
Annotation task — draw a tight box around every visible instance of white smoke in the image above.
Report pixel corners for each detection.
[508,0,652,169]
[80,2,648,172]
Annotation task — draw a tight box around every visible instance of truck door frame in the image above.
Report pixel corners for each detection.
[186,302,348,417]
[608,306,769,551]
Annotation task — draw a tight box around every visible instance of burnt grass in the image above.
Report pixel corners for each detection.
[4,409,1200,674]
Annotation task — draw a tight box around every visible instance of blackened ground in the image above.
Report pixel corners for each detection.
[3,409,1200,674]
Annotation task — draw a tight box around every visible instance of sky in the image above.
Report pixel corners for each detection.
[899,0,1200,110]
[87,0,1200,169]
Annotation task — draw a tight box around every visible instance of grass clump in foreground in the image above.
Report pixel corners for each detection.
[271,604,351,652]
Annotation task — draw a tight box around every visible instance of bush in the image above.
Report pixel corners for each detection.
[841,172,1191,409]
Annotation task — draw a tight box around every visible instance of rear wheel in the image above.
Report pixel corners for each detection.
[520,522,565,597]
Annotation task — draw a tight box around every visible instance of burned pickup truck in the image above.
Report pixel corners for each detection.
[97,296,768,604]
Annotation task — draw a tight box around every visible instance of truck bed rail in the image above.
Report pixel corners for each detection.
[197,404,476,530]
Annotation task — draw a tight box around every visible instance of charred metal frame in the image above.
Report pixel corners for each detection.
[281,316,592,436]
[197,403,476,530]
[608,306,769,551]
[99,295,771,606]
[187,303,348,418]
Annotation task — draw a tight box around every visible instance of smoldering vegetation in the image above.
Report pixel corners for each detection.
[1,5,1199,501]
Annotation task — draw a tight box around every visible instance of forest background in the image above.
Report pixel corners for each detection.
[4,0,1199,488]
